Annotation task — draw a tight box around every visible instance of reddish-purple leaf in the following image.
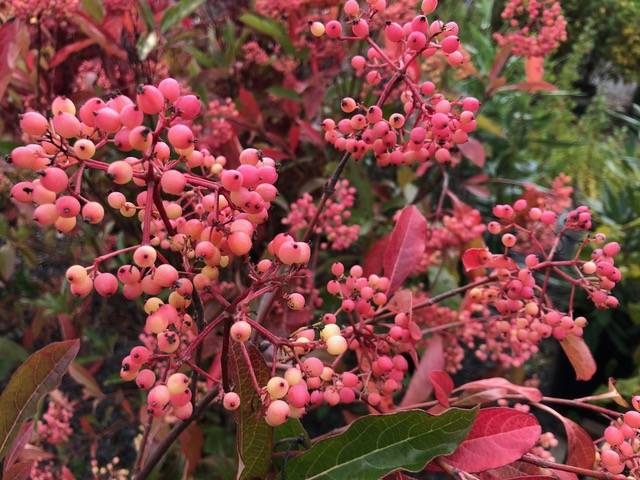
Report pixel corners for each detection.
[443,408,542,473]
[456,378,543,403]
[363,235,389,276]
[400,335,444,407]
[459,138,486,167]
[560,335,596,381]
[539,405,595,469]
[50,39,95,68]
[238,87,263,126]
[479,462,551,480]
[2,421,32,473]
[561,417,595,468]
[2,461,33,480]
[383,205,427,293]
[0,21,29,99]
[429,371,454,407]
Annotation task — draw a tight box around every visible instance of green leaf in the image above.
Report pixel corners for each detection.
[267,86,302,102]
[160,0,205,33]
[284,408,477,479]
[229,343,273,480]
[274,418,310,452]
[239,13,294,55]
[81,0,104,21]
[0,339,80,461]
[0,338,28,381]
[137,0,155,31]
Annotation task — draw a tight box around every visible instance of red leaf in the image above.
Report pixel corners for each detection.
[288,125,300,152]
[525,57,545,83]
[68,13,126,60]
[429,371,454,407]
[297,120,323,146]
[561,417,595,468]
[443,408,542,473]
[459,138,486,167]
[49,39,95,68]
[383,205,428,293]
[560,335,596,381]
[0,21,29,99]
[462,248,491,271]
[479,461,551,480]
[400,335,444,407]
[462,248,517,272]
[238,87,263,126]
[363,235,389,276]
[538,404,595,469]
[456,378,543,403]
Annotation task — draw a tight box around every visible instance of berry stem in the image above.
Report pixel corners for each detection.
[520,453,626,480]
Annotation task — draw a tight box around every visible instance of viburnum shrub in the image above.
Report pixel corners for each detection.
[2,0,638,479]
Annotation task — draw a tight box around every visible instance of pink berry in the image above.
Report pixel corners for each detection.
[120,104,144,129]
[230,320,252,342]
[158,78,181,102]
[223,392,241,410]
[40,167,69,193]
[136,85,164,114]
[168,124,194,149]
[265,400,289,427]
[82,202,104,224]
[174,95,201,120]
[52,112,81,138]
[55,195,81,218]
[161,170,187,195]
[94,272,118,297]
[604,426,624,446]
[20,111,49,136]
[136,369,156,390]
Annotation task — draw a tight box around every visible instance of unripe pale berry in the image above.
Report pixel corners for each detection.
[108,161,134,184]
[287,293,305,310]
[66,265,88,284]
[167,373,190,395]
[321,324,341,341]
[230,320,252,342]
[326,335,348,355]
[73,139,96,159]
[134,245,157,268]
[310,21,325,37]
[266,377,289,400]
[284,368,302,386]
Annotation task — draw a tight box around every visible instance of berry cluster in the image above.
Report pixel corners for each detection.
[598,405,640,475]
[493,0,567,58]
[283,179,360,250]
[312,0,480,167]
